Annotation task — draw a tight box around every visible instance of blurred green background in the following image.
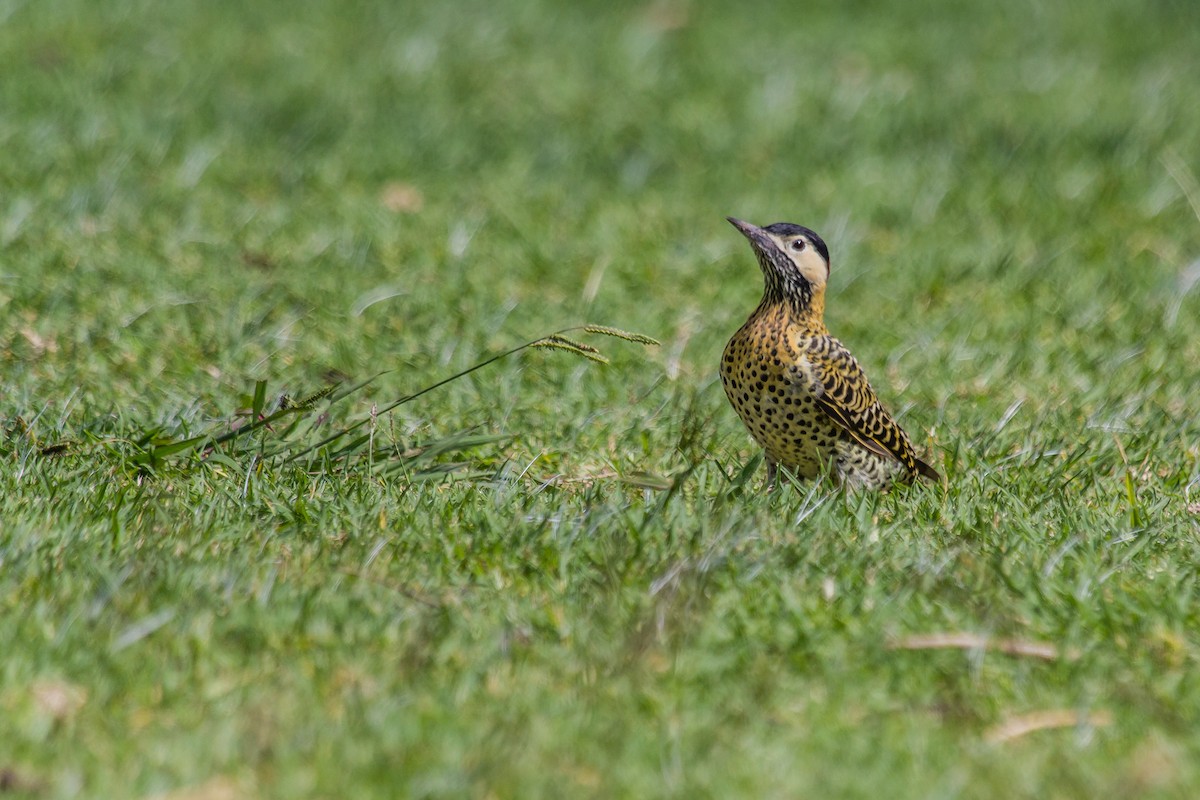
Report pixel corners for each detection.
[3,0,1200,797]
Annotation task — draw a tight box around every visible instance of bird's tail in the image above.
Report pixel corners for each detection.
[914,457,941,483]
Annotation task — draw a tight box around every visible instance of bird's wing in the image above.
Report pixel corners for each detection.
[803,337,939,480]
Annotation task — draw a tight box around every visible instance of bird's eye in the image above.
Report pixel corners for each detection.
[791,238,807,252]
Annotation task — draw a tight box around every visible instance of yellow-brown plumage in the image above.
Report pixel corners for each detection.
[721,217,939,490]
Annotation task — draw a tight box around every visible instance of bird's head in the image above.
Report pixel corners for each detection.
[727,217,830,312]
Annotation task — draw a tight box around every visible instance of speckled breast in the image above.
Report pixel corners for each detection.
[719,314,839,478]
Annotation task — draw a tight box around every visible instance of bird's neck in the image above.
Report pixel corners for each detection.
[757,287,827,335]
[760,268,826,324]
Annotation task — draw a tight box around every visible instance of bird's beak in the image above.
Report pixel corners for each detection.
[726,217,771,252]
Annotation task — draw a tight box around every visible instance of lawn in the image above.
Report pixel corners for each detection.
[3,0,1200,797]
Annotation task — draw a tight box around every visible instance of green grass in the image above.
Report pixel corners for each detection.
[4,0,1200,796]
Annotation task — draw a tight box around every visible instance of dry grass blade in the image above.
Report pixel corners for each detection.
[543,334,602,353]
[888,632,1076,661]
[582,325,661,346]
[283,323,654,465]
[985,709,1113,744]
[531,336,610,364]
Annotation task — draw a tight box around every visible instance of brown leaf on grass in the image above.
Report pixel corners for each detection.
[240,251,275,271]
[984,709,1112,744]
[888,632,1078,661]
[380,182,424,213]
[30,679,87,722]
[19,326,57,356]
